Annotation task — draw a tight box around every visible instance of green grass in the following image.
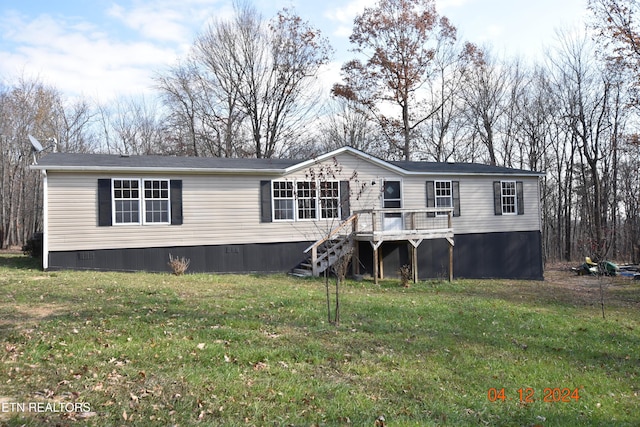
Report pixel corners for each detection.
[0,253,638,426]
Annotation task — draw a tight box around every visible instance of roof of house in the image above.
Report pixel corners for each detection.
[33,152,299,174]
[389,160,541,175]
[32,146,544,177]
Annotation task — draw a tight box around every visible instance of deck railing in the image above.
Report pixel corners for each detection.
[301,209,454,278]
[353,208,453,240]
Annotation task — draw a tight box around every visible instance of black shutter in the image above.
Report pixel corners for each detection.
[340,180,350,220]
[516,181,524,215]
[97,179,112,226]
[493,181,502,215]
[170,180,183,225]
[260,180,272,223]
[426,181,435,218]
[452,181,460,217]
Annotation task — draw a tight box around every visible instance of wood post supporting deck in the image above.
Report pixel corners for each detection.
[355,208,454,284]
[448,213,454,282]
[449,241,453,282]
[352,216,360,277]
[411,245,418,283]
[373,245,379,285]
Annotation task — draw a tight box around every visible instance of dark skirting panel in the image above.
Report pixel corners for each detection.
[48,241,313,274]
[356,230,543,280]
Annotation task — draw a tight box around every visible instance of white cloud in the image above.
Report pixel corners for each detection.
[324,0,371,24]
[324,0,378,37]
[437,0,474,11]
[107,2,189,43]
[0,9,182,100]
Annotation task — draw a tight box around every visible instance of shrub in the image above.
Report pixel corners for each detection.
[22,233,43,258]
[168,254,190,275]
[399,264,412,287]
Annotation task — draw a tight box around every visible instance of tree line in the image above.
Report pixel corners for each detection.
[0,0,638,264]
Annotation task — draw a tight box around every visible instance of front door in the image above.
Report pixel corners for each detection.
[383,180,402,231]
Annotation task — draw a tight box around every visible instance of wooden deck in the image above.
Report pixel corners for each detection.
[351,208,454,283]
[302,208,455,282]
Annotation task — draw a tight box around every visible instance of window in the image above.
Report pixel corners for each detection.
[113,179,140,224]
[98,179,182,227]
[426,180,460,217]
[493,181,524,216]
[144,180,170,223]
[501,181,517,214]
[297,181,317,220]
[112,179,171,224]
[320,181,340,219]
[383,180,402,209]
[269,180,342,221]
[273,181,294,220]
[435,180,452,216]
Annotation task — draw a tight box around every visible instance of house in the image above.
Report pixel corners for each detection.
[31,146,545,280]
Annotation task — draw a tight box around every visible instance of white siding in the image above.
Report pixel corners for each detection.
[402,175,540,233]
[46,151,541,252]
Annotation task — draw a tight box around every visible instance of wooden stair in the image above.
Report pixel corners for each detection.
[292,236,353,277]
[291,214,358,277]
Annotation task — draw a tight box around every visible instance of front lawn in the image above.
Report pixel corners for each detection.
[0,254,638,426]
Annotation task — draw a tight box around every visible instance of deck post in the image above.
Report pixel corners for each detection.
[412,244,418,283]
[448,212,453,282]
[449,242,453,282]
[352,216,359,276]
[373,245,379,285]
[311,246,318,276]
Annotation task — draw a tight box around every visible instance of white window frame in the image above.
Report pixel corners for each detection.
[296,181,317,220]
[142,179,171,225]
[434,180,452,217]
[319,181,340,220]
[112,178,141,225]
[501,180,517,215]
[272,179,341,222]
[272,181,295,221]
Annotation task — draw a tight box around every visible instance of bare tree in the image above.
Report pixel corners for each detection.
[459,48,511,166]
[52,97,97,153]
[619,136,640,262]
[333,0,458,160]
[548,30,622,260]
[97,95,166,155]
[320,96,384,156]
[0,77,63,247]
[417,40,475,161]
[155,60,204,156]
[158,1,332,159]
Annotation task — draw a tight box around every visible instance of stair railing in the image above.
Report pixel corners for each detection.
[304,214,358,276]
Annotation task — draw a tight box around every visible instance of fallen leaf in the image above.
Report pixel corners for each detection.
[253,361,268,371]
[76,412,97,419]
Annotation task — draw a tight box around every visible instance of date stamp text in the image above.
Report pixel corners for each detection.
[487,387,581,403]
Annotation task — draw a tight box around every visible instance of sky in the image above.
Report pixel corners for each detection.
[0,0,590,102]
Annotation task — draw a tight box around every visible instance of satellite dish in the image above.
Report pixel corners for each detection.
[28,134,57,165]
[29,134,44,152]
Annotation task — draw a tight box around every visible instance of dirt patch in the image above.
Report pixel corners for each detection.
[0,397,15,421]
[0,304,65,328]
[543,263,640,309]
[0,247,23,254]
